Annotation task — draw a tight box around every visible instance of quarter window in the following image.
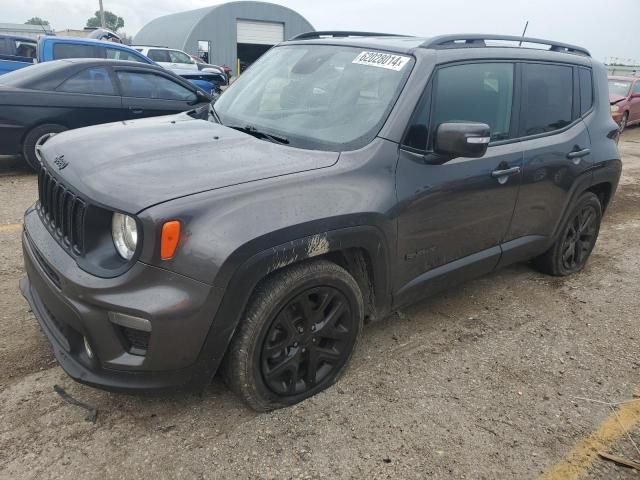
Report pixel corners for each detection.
[521,63,573,135]
[578,68,593,115]
[57,67,115,95]
[116,71,196,101]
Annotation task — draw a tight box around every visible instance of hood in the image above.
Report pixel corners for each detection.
[41,114,339,213]
[609,93,626,104]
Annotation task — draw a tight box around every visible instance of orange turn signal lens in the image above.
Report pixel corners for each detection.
[160,221,181,260]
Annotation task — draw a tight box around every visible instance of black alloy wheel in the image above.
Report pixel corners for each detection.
[260,286,356,396]
[533,192,602,276]
[560,204,599,272]
[223,260,363,411]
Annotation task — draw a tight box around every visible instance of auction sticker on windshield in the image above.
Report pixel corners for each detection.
[352,51,411,71]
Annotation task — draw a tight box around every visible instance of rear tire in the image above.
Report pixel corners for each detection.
[22,124,67,171]
[222,260,364,411]
[533,192,602,276]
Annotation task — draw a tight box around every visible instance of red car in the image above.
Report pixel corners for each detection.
[609,75,640,132]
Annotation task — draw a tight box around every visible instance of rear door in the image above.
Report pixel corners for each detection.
[503,62,592,251]
[114,68,199,118]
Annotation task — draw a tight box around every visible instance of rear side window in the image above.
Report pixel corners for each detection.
[106,48,145,62]
[147,49,171,62]
[578,68,593,115]
[521,63,573,136]
[56,67,115,95]
[116,71,196,101]
[14,39,37,58]
[53,43,98,60]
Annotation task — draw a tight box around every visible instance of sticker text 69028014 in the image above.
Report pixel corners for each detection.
[352,51,411,71]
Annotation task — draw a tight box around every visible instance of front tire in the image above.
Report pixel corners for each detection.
[533,192,602,276]
[619,112,629,133]
[22,124,68,171]
[223,260,364,411]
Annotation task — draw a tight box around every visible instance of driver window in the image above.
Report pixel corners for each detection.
[432,63,514,143]
[404,62,514,152]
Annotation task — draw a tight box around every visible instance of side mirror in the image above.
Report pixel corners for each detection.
[434,122,491,160]
[631,92,640,99]
[190,89,212,105]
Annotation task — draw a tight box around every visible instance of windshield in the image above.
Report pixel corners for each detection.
[214,45,414,151]
[608,80,631,97]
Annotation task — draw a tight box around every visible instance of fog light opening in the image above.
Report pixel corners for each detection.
[84,337,94,359]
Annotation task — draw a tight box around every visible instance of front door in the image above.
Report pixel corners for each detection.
[395,61,522,306]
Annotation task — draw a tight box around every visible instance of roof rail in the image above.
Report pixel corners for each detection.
[290,31,405,41]
[421,34,590,57]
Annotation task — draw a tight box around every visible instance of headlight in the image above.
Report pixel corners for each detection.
[112,212,138,260]
[611,105,620,113]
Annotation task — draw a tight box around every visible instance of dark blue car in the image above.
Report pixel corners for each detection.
[0,58,211,169]
[0,35,223,93]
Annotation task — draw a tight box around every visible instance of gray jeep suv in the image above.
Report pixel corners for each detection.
[20,32,621,411]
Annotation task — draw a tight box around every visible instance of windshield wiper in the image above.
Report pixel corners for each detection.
[227,125,289,145]
[208,104,222,124]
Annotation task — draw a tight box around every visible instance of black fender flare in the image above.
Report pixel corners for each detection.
[194,225,393,379]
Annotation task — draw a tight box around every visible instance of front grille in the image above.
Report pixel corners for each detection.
[37,166,87,254]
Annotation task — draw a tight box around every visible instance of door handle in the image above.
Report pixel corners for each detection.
[566,148,590,159]
[491,166,521,178]
[129,108,144,115]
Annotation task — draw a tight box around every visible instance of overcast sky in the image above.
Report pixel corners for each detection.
[1,0,638,62]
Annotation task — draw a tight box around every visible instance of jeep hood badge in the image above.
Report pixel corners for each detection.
[54,155,68,170]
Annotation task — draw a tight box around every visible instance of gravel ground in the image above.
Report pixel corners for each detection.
[0,129,639,480]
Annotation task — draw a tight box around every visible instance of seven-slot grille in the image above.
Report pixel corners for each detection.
[37,166,86,254]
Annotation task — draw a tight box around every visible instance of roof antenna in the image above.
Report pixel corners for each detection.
[518,21,529,46]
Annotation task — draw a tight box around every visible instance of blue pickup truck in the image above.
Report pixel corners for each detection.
[0,35,38,74]
[0,35,223,93]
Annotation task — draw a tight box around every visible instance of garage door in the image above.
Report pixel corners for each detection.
[237,20,284,45]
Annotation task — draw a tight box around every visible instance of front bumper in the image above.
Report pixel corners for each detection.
[20,206,225,391]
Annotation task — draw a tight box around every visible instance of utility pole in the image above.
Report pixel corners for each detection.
[99,0,106,28]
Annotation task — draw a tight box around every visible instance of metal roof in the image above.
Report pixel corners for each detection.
[0,23,54,34]
[134,1,309,48]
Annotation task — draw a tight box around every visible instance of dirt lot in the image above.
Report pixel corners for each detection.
[1,130,639,480]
